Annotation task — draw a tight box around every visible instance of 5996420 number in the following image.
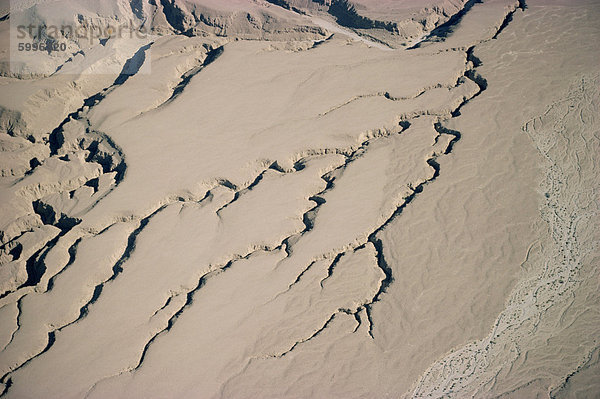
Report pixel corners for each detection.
[17,42,67,52]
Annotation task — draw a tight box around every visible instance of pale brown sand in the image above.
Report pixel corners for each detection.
[0,0,598,398]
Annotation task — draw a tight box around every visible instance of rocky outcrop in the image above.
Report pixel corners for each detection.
[266,0,471,46]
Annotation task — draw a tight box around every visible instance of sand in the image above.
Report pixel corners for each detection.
[0,0,598,398]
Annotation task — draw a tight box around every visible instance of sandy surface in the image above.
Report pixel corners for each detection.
[0,0,598,398]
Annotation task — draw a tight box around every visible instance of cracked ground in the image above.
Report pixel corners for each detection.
[0,0,599,398]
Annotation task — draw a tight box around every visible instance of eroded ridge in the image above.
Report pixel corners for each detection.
[0,38,229,304]
[411,75,600,398]
[201,46,490,398]
[3,0,583,396]
[4,44,488,398]
[0,43,155,299]
[90,46,487,381]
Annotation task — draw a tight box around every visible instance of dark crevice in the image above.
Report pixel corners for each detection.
[351,308,362,333]
[269,161,287,173]
[358,40,491,340]
[364,305,375,338]
[7,223,74,293]
[408,0,482,49]
[450,47,486,119]
[319,253,344,288]
[46,238,82,292]
[427,159,441,179]
[159,0,189,32]
[55,215,81,231]
[434,123,461,155]
[8,243,23,261]
[32,201,55,226]
[274,312,338,358]
[399,120,412,131]
[302,208,319,231]
[84,178,100,193]
[263,0,306,15]
[358,147,448,318]
[465,68,487,90]
[216,164,273,215]
[91,209,166,305]
[281,237,293,257]
[292,160,306,172]
[113,43,152,85]
[150,295,174,318]
[308,195,325,206]
[264,0,292,11]
[129,0,145,21]
[28,157,41,171]
[164,45,224,104]
[288,260,318,288]
[492,0,526,40]
[217,179,237,191]
[32,200,82,232]
[49,121,70,156]
[52,50,85,75]
[428,0,483,39]
[364,236,392,306]
[325,0,396,33]
[19,244,50,289]
[361,140,464,338]
[0,377,11,397]
[83,138,122,176]
[134,269,217,370]
[2,298,23,352]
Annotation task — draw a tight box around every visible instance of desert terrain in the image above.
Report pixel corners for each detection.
[0,0,598,398]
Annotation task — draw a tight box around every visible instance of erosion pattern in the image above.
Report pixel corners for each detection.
[413,74,600,398]
[0,0,599,398]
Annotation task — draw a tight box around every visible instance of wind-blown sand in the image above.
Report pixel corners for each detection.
[0,0,598,398]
